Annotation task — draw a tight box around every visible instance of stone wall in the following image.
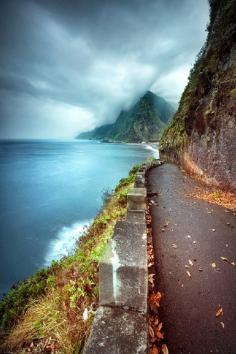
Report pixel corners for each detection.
[83,162,160,354]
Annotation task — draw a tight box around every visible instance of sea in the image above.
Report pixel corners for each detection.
[0,139,158,296]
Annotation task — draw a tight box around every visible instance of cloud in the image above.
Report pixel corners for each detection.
[0,0,209,138]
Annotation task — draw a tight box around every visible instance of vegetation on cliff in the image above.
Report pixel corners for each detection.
[0,164,143,353]
[78,91,175,143]
[160,0,236,191]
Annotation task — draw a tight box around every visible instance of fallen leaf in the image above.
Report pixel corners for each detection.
[186,271,191,278]
[149,292,162,307]
[186,234,191,239]
[148,262,155,268]
[231,262,235,266]
[211,228,216,232]
[156,331,164,339]
[220,256,229,263]
[162,344,169,354]
[185,264,190,268]
[148,274,155,287]
[216,307,223,317]
[150,345,159,354]
[188,259,194,266]
[211,262,216,269]
[193,241,197,244]
[172,244,177,249]
[220,322,225,328]
[149,325,155,338]
[157,322,163,331]
[198,267,203,272]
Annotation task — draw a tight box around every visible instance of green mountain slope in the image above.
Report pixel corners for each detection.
[78,91,175,143]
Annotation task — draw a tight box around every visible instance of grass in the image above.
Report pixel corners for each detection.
[0,163,144,353]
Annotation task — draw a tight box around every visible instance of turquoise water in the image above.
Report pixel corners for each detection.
[0,139,157,295]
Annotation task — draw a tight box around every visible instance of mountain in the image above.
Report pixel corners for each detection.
[160,0,236,192]
[77,91,175,143]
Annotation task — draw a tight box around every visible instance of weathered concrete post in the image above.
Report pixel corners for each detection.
[127,188,146,210]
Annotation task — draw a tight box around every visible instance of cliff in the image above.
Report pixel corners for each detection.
[160,0,236,192]
[78,91,175,143]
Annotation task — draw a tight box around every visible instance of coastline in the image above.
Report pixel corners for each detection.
[0,163,145,352]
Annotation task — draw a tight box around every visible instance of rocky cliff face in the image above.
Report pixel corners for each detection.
[160,0,236,192]
[78,91,175,143]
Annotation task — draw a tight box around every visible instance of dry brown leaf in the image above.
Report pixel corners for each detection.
[188,259,194,266]
[150,345,160,354]
[149,274,155,287]
[156,331,164,339]
[149,292,162,306]
[185,264,190,268]
[162,344,169,354]
[231,262,235,266]
[157,322,163,331]
[216,307,223,317]
[220,321,225,328]
[211,262,216,269]
[149,325,155,338]
[148,262,155,268]
[220,256,229,263]
[186,271,191,278]
[172,244,177,249]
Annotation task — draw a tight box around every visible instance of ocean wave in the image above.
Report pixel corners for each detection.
[44,220,91,266]
[145,144,159,159]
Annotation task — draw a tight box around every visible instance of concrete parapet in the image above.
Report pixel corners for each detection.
[83,166,153,354]
[134,174,145,188]
[127,188,146,211]
[99,221,147,313]
[126,210,146,223]
[83,306,148,354]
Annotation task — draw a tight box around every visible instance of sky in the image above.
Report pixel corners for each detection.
[0,0,209,139]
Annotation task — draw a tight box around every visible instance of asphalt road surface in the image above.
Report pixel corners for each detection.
[146,163,236,354]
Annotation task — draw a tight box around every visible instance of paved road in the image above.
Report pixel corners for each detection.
[146,163,236,354]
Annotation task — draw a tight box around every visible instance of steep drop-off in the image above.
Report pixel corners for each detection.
[160,0,236,192]
[78,91,175,143]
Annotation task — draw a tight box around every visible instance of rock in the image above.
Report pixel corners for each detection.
[160,0,236,192]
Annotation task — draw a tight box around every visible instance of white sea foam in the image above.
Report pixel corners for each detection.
[145,144,159,159]
[44,220,91,266]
